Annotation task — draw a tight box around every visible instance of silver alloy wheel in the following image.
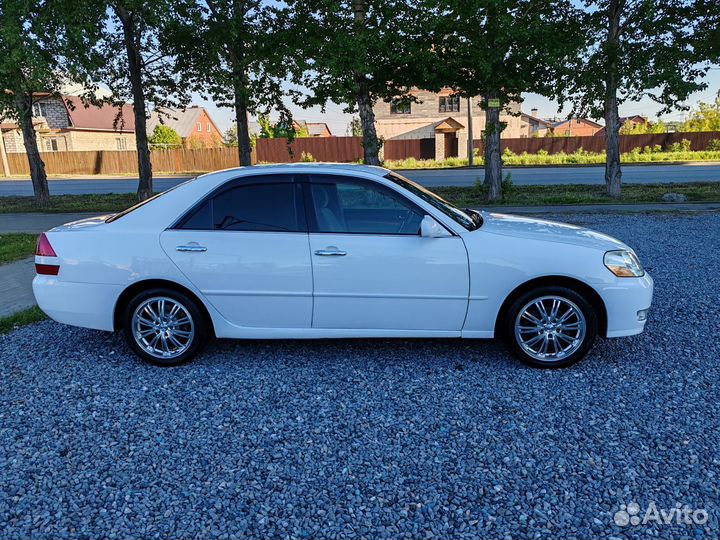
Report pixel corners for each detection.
[131,296,195,360]
[514,295,587,362]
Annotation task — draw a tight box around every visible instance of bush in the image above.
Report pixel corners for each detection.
[707,139,720,151]
[669,139,692,152]
[300,151,316,162]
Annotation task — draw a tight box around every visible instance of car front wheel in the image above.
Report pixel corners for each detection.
[123,288,208,366]
[504,286,598,368]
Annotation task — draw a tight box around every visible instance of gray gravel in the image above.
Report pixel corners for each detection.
[2,212,720,540]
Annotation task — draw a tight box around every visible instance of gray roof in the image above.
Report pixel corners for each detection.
[147,106,215,138]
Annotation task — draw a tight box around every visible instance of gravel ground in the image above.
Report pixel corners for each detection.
[1,212,719,540]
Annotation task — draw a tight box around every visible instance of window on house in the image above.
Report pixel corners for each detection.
[439,95,460,113]
[32,102,49,118]
[116,138,128,150]
[44,138,58,152]
[390,99,411,115]
[206,123,211,132]
[576,119,582,124]
[197,122,202,132]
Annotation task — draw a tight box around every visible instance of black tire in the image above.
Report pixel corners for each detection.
[123,288,209,366]
[503,285,597,369]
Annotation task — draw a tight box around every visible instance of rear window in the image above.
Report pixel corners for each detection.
[105,184,184,223]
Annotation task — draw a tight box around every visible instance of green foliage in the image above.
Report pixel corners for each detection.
[619,119,667,135]
[669,139,692,152]
[707,139,720,151]
[299,151,316,162]
[680,97,720,132]
[148,124,182,148]
[224,124,238,147]
[348,117,363,137]
[257,115,310,139]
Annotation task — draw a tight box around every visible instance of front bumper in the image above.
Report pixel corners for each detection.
[32,276,122,331]
[598,272,654,338]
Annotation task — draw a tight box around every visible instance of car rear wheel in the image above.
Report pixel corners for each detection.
[123,288,208,366]
[504,286,597,368]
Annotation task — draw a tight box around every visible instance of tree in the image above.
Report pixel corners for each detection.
[421,0,584,201]
[0,0,99,206]
[284,0,424,165]
[88,0,194,199]
[348,116,363,137]
[680,97,720,132]
[173,1,293,167]
[561,0,708,198]
[256,114,310,138]
[224,124,239,147]
[619,118,666,134]
[693,0,720,64]
[148,124,182,148]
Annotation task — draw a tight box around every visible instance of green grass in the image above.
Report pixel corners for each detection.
[385,149,720,169]
[0,193,139,214]
[432,182,720,207]
[0,233,38,264]
[0,306,46,335]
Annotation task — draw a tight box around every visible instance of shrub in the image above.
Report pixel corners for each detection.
[707,139,720,151]
[300,151,316,162]
[669,139,692,152]
[502,147,516,158]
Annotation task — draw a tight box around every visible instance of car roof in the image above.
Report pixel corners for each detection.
[197,163,391,179]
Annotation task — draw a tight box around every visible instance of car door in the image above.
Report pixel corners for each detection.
[304,174,469,332]
[160,174,313,329]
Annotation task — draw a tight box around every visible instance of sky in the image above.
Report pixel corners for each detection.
[193,69,720,137]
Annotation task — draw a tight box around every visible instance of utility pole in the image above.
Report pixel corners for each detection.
[466,96,474,167]
[0,131,10,177]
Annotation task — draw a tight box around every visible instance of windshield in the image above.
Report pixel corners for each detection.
[385,172,478,231]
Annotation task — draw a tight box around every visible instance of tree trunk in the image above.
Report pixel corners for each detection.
[604,0,623,198]
[233,80,252,166]
[355,77,381,166]
[484,92,502,202]
[18,96,50,206]
[117,6,153,201]
[351,0,380,166]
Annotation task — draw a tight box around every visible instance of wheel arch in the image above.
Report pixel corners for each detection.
[494,276,608,338]
[113,278,216,337]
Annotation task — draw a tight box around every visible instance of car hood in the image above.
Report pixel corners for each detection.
[50,214,115,231]
[477,211,629,251]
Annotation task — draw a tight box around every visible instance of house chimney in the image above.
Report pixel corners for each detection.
[531,108,538,117]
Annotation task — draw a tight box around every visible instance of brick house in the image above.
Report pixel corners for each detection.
[519,108,553,137]
[550,117,603,137]
[373,88,526,160]
[147,106,222,147]
[294,120,333,137]
[1,95,136,153]
[595,115,650,136]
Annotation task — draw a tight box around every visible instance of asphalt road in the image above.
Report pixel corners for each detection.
[1,163,719,195]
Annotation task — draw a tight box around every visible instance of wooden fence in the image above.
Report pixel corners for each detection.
[255,136,363,163]
[5,131,720,176]
[473,131,720,156]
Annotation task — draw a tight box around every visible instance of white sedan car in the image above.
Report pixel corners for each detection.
[33,164,653,368]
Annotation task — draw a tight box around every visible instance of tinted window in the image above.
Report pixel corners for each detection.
[309,176,422,235]
[212,183,298,231]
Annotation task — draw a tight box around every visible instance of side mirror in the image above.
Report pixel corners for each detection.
[420,215,450,238]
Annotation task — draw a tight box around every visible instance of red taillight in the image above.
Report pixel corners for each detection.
[35,233,59,275]
[36,233,57,257]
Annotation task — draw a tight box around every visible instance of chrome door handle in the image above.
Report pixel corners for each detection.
[314,249,347,256]
[176,245,207,252]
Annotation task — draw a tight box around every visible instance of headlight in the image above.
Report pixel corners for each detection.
[604,250,645,277]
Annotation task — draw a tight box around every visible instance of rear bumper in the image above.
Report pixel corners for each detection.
[599,273,654,338]
[32,276,121,331]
